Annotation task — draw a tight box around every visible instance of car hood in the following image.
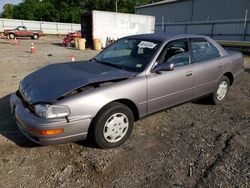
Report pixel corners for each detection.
[19,61,136,104]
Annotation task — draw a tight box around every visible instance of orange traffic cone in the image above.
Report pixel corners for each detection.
[13,38,17,46]
[30,43,35,54]
[71,55,75,62]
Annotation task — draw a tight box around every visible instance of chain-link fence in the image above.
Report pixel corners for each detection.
[0,18,81,35]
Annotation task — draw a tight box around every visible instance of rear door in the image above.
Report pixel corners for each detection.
[191,38,224,98]
[147,38,195,114]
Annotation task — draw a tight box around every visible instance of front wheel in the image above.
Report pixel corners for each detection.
[32,34,39,40]
[66,42,71,47]
[9,33,15,39]
[210,76,230,104]
[90,102,134,149]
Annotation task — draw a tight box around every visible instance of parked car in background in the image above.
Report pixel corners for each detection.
[63,30,81,47]
[10,33,244,149]
[3,26,44,40]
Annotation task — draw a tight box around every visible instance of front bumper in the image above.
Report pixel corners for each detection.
[10,92,91,145]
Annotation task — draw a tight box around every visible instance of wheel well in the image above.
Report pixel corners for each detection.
[114,99,140,121]
[87,99,140,139]
[223,72,234,85]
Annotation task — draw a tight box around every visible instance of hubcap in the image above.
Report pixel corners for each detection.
[216,81,228,101]
[34,35,38,39]
[103,113,129,143]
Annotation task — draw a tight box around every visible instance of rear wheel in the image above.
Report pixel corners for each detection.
[9,33,15,39]
[90,102,134,149]
[210,76,230,104]
[33,34,39,40]
[66,41,71,47]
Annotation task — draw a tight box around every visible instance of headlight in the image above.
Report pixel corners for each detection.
[34,104,70,119]
[34,104,48,118]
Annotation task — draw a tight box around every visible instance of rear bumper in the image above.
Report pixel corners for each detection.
[10,92,91,145]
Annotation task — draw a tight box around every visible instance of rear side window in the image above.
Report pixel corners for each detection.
[191,39,220,63]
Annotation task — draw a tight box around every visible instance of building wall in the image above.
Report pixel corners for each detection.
[136,0,250,41]
[193,0,250,21]
[136,0,250,23]
[91,11,155,47]
[136,0,193,23]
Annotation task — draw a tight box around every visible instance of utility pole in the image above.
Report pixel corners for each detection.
[242,9,248,41]
[115,0,118,12]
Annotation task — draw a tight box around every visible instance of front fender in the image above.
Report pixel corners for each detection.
[55,76,148,121]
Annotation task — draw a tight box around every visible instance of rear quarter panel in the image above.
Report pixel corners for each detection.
[37,31,45,36]
[224,52,244,77]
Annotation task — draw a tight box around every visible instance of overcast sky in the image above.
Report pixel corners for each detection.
[0,0,22,13]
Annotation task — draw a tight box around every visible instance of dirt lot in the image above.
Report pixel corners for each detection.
[0,36,249,188]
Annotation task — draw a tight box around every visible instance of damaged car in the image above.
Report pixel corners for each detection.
[10,33,244,148]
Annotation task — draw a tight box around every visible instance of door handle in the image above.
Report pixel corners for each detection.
[186,72,193,77]
[218,64,224,68]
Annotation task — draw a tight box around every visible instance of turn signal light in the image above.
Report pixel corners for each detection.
[28,128,64,135]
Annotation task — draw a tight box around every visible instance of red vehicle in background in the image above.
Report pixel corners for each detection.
[63,30,81,47]
[4,26,44,40]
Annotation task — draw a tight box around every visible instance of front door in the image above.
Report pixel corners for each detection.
[17,26,27,37]
[147,39,195,114]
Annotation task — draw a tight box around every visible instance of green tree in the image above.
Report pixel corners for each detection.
[82,0,154,13]
[1,4,15,18]
[1,0,163,23]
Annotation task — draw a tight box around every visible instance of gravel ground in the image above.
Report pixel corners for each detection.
[0,36,249,188]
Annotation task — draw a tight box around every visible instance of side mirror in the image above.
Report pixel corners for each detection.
[152,63,174,73]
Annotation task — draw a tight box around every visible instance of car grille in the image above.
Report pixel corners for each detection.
[16,90,35,112]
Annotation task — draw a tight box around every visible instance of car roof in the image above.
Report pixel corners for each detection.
[127,33,206,42]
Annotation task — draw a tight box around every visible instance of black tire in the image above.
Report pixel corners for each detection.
[66,42,71,47]
[33,34,39,40]
[9,33,15,39]
[210,76,230,105]
[90,102,134,149]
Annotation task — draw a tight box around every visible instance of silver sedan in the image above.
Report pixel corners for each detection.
[10,33,244,148]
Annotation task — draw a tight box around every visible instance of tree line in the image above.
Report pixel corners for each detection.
[1,0,162,23]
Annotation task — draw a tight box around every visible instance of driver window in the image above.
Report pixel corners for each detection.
[18,27,25,31]
[157,39,190,67]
